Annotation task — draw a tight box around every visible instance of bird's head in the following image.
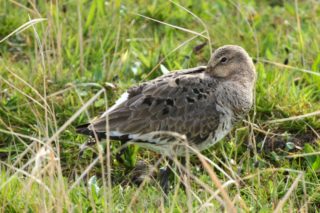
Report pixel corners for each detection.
[206,45,256,84]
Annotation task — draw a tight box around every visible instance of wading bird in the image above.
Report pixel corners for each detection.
[77,45,256,193]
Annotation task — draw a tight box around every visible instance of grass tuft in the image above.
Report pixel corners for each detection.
[1,0,320,211]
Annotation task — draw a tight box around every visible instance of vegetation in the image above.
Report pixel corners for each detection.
[0,0,319,212]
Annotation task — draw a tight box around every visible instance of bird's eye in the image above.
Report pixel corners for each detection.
[220,57,228,63]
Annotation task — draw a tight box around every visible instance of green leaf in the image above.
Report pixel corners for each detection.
[311,53,320,71]
[286,142,295,150]
[124,145,139,168]
[94,99,105,108]
[96,0,105,16]
[303,144,320,171]
[312,156,320,171]
[88,175,100,199]
[304,144,316,164]
[78,90,88,97]
[85,0,97,30]
[271,151,280,162]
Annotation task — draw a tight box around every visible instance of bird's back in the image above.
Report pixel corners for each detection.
[76,66,230,154]
[77,45,256,155]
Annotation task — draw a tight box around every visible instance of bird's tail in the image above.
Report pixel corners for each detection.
[76,123,131,142]
[76,123,92,135]
[76,123,111,140]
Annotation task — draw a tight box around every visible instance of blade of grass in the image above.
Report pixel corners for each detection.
[169,0,212,54]
[0,18,46,43]
[135,13,208,39]
[274,173,303,213]
[258,59,320,77]
[266,110,320,124]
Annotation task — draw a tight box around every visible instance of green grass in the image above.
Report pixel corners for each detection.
[0,0,320,212]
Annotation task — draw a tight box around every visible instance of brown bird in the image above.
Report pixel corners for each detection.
[77,45,256,192]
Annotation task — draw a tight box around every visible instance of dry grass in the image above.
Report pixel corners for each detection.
[0,0,320,212]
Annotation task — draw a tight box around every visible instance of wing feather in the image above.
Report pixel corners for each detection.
[86,66,221,144]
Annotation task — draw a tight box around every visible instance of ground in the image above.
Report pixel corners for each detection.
[0,0,320,212]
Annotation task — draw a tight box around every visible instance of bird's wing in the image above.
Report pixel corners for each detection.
[84,66,221,144]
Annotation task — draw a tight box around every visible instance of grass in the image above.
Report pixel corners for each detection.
[0,0,320,212]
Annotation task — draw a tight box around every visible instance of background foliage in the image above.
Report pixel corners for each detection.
[0,0,319,212]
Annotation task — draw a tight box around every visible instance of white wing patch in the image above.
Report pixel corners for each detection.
[101,92,129,117]
[109,130,138,139]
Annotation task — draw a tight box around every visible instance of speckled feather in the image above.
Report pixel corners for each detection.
[77,45,256,155]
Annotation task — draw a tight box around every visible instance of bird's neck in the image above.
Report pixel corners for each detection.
[217,80,254,117]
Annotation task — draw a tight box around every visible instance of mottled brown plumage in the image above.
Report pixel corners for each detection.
[77,45,256,156]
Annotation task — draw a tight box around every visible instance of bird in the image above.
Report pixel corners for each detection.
[76,45,256,192]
